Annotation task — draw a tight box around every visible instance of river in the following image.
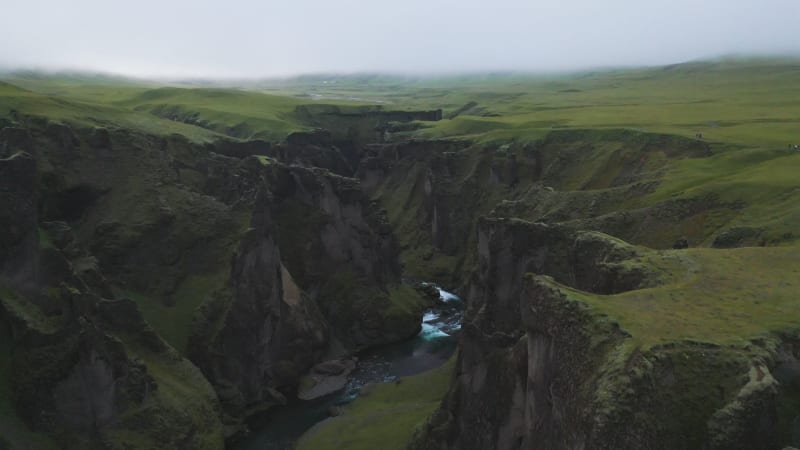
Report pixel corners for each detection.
[231,285,463,450]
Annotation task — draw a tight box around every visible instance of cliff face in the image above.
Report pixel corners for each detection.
[189,156,425,418]
[0,125,224,448]
[4,100,797,450]
[0,133,38,294]
[0,117,427,447]
[187,196,328,419]
[423,219,652,450]
[414,218,796,450]
[360,130,738,287]
[212,129,353,176]
[354,129,798,450]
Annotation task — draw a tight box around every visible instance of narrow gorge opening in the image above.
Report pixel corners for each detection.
[232,285,464,450]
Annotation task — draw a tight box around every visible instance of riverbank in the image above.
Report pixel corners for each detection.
[231,286,463,450]
[295,357,457,450]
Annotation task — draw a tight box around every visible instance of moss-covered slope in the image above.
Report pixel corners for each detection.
[413,218,800,450]
[363,125,800,291]
[0,113,429,446]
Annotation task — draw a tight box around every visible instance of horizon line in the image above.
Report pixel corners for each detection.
[1,53,799,84]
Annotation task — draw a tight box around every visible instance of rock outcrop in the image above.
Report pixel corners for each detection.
[359,130,731,287]
[3,97,799,450]
[0,150,39,293]
[413,218,797,450]
[0,123,225,448]
[189,156,427,422]
[0,118,427,447]
[0,166,224,450]
[297,358,357,400]
[187,196,328,418]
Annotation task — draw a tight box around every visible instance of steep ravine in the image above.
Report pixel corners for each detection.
[2,107,799,450]
[359,131,800,449]
[232,286,463,450]
[0,118,434,448]
[409,219,800,450]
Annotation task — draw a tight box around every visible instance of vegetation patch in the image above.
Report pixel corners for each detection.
[295,357,456,450]
[547,245,800,348]
[102,340,225,449]
[113,269,228,354]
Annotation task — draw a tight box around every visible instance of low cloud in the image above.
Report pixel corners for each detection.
[1,0,799,77]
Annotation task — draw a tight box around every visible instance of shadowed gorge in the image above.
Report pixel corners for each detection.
[1,58,800,449]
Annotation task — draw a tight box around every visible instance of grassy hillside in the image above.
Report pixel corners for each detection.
[265,57,800,148]
[295,357,456,450]
[556,244,800,348]
[0,80,224,142]
[119,87,309,140]
[4,57,798,145]
[0,74,308,142]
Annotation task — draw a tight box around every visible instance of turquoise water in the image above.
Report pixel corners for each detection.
[232,286,463,450]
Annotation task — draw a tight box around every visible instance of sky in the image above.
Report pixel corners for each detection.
[1,0,799,78]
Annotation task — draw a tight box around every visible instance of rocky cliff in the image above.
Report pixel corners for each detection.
[352,128,800,450]
[2,96,799,450]
[360,130,742,287]
[0,125,224,448]
[188,157,425,424]
[0,115,428,447]
[412,217,800,450]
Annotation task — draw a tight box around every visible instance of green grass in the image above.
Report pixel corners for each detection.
[295,357,456,450]
[102,339,225,449]
[552,245,800,348]
[0,80,222,143]
[113,270,228,354]
[0,75,307,143]
[120,87,310,140]
[248,57,800,147]
[348,59,800,261]
[385,284,428,319]
[4,57,799,148]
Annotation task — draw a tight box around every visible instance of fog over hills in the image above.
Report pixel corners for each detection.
[2,0,799,77]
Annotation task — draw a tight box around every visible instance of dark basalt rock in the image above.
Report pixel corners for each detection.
[0,119,427,440]
[412,218,791,450]
[44,122,80,157]
[0,126,33,157]
[673,237,690,249]
[189,158,424,422]
[87,127,113,151]
[298,358,357,400]
[287,129,333,147]
[313,359,352,376]
[0,151,39,293]
[188,200,329,417]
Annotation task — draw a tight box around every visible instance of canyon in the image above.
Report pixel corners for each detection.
[1,60,800,449]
